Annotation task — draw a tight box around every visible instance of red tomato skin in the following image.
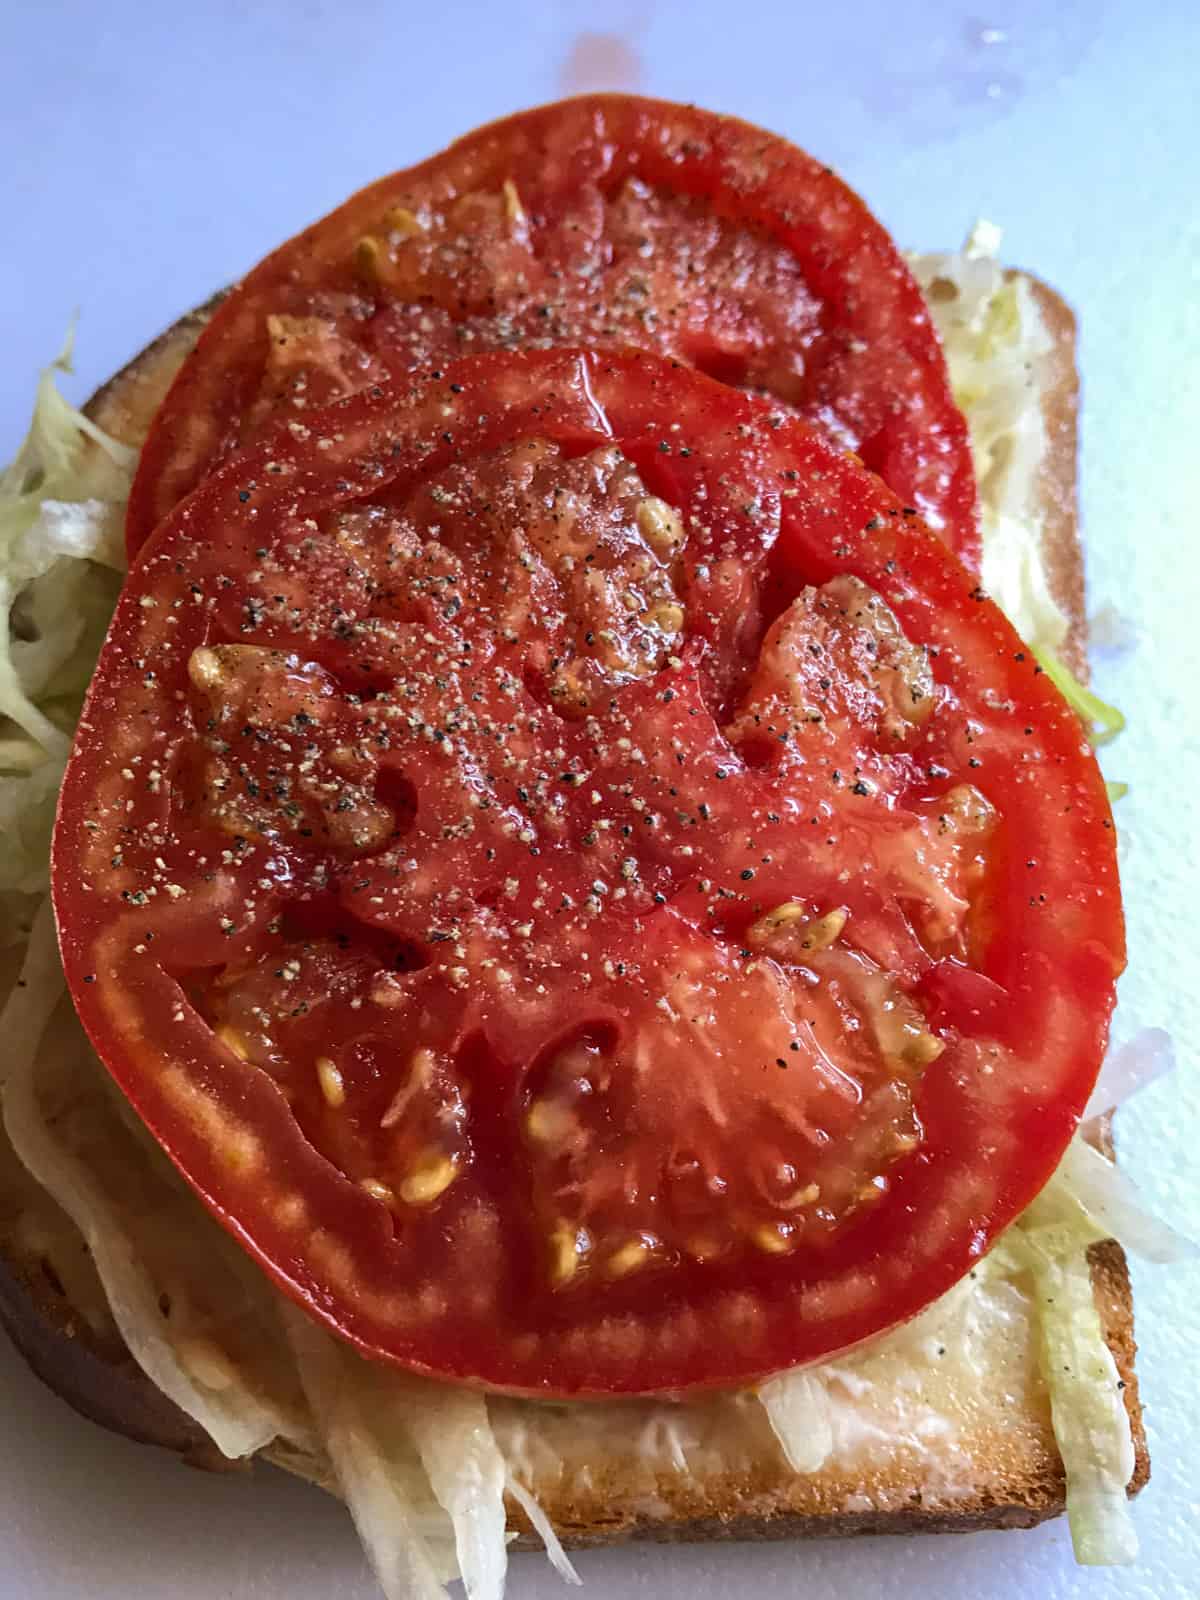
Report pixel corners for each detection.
[125,94,977,565]
[59,350,1118,1396]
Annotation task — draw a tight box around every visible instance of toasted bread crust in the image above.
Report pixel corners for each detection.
[81,295,226,453]
[0,1239,231,1472]
[1018,274,1088,682]
[0,276,1147,1547]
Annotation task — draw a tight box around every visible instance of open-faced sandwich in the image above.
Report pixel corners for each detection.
[0,96,1186,1599]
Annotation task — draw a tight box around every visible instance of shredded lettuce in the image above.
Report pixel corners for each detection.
[282,1304,529,1600]
[1035,646,1126,746]
[757,1369,834,1473]
[1084,1027,1174,1120]
[391,1382,509,1600]
[980,512,1071,655]
[0,762,62,894]
[913,242,1073,657]
[1014,1228,1139,1565]
[1028,1136,1196,1266]
[912,244,1128,783]
[281,1306,464,1600]
[505,1471,581,1586]
[1,333,133,899]
[1007,1113,1194,1566]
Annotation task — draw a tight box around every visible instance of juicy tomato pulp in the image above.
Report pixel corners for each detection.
[56,351,1121,1395]
[126,94,977,564]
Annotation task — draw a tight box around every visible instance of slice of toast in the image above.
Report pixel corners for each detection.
[0,271,1147,1551]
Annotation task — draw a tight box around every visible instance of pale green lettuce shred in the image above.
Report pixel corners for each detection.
[1034,644,1127,800]
[396,1386,509,1600]
[504,1472,581,1587]
[910,234,1071,655]
[281,1304,506,1600]
[1035,1245,1138,1565]
[1002,1125,1194,1566]
[1084,1028,1173,1120]
[0,763,63,895]
[0,332,133,902]
[914,235,1128,787]
[1007,1216,1138,1566]
[757,1369,834,1473]
[1035,646,1126,746]
[1027,1134,1196,1267]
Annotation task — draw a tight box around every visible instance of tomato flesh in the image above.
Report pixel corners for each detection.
[126,94,977,563]
[56,350,1120,1395]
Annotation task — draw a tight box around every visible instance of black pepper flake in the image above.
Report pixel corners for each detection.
[740,868,755,881]
[83,974,95,983]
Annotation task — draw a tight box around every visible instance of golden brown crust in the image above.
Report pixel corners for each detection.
[0,273,1147,1546]
[1014,273,1088,682]
[1089,1113,1149,1497]
[0,1246,230,1471]
[82,295,224,451]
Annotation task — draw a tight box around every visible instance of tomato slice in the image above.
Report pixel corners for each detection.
[126,94,977,564]
[56,350,1120,1396]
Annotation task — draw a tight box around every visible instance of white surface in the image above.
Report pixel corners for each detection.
[2,1,1198,1596]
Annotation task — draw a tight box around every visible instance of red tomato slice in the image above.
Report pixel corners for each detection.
[56,350,1120,1396]
[126,94,977,564]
